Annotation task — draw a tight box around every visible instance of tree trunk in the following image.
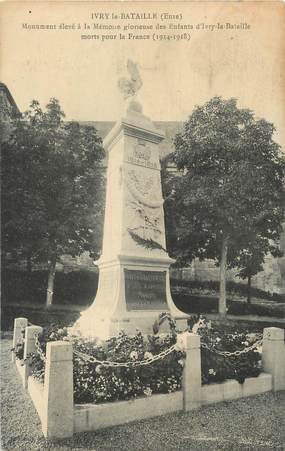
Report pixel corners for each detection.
[25,252,33,301]
[46,255,57,308]
[26,253,32,274]
[247,275,252,304]
[219,236,229,316]
[2,250,6,271]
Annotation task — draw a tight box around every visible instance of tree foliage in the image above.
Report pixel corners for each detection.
[2,98,105,305]
[227,235,283,303]
[165,97,285,313]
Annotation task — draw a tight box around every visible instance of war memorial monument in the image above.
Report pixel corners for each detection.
[75,61,183,337]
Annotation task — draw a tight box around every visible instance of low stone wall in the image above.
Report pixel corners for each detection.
[28,378,44,422]
[73,373,274,434]
[15,359,25,386]
[201,373,272,405]
[74,391,183,433]
[24,371,273,435]
[12,318,285,439]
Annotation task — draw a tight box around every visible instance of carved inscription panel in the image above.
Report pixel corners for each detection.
[125,140,159,170]
[124,269,168,311]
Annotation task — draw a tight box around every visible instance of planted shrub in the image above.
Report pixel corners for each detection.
[227,301,285,318]
[170,278,284,302]
[197,320,262,384]
[29,326,184,403]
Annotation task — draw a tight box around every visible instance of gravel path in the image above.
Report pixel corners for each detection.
[1,338,285,451]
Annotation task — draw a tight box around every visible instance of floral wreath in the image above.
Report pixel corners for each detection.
[152,312,177,336]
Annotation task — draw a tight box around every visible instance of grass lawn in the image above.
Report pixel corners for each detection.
[1,334,285,450]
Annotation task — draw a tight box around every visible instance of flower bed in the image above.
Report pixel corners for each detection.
[198,320,262,384]
[13,316,285,440]
[28,316,262,404]
[29,326,184,403]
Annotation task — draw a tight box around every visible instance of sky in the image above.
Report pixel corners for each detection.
[1,1,285,147]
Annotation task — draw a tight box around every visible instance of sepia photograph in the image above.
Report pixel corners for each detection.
[1,1,285,449]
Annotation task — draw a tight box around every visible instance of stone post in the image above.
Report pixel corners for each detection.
[262,327,285,392]
[182,332,202,411]
[12,317,28,362]
[42,341,73,439]
[23,325,43,388]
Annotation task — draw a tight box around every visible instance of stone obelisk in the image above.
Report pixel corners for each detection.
[75,60,183,338]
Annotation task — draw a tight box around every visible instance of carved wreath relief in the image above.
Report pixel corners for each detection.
[124,145,164,246]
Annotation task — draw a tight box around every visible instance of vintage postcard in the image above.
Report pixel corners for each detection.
[1,0,285,449]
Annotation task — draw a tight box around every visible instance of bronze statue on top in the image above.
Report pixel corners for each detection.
[118,59,143,99]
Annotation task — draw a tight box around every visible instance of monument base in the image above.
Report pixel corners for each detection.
[72,256,186,338]
[73,311,187,339]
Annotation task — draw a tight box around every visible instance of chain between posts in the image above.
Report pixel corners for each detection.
[201,337,263,357]
[33,333,177,367]
[73,345,177,368]
[32,332,263,366]
[34,333,47,362]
